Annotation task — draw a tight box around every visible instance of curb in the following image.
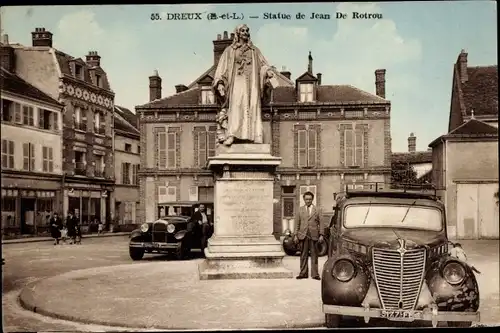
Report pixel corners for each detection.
[18,276,325,330]
[3,232,129,245]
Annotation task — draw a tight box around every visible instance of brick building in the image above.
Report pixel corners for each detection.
[136,31,392,236]
[7,28,116,224]
[1,34,65,236]
[430,50,498,240]
[113,105,140,229]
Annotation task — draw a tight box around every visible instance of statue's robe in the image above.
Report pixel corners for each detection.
[212,42,272,143]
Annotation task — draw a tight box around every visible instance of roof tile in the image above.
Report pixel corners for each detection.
[462,66,498,116]
[1,68,61,106]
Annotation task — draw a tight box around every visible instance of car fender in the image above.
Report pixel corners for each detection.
[130,229,143,242]
[426,255,480,312]
[175,230,188,240]
[321,253,371,306]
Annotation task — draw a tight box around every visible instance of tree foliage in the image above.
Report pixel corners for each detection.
[391,161,418,185]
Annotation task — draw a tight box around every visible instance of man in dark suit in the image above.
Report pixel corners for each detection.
[50,212,63,245]
[294,191,324,280]
[189,204,212,253]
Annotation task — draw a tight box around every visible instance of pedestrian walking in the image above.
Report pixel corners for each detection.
[75,222,82,244]
[49,212,63,245]
[294,191,324,280]
[98,221,104,235]
[66,211,77,245]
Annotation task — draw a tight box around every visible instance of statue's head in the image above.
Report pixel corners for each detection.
[234,24,250,43]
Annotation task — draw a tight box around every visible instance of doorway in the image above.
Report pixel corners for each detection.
[20,198,36,234]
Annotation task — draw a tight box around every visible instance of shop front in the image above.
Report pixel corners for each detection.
[63,182,114,231]
[1,175,62,237]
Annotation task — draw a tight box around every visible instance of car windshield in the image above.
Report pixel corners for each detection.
[344,204,443,231]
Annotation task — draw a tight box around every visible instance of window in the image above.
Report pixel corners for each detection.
[94,155,103,177]
[74,107,87,131]
[1,140,15,169]
[157,131,177,169]
[132,164,140,185]
[299,83,314,102]
[297,128,318,167]
[42,146,54,172]
[13,102,22,123]
[122,162,131,184]
[39,109,58,130]
[1,99,13,121]
[74,151,86,176]
[95,74,101,87]
[94,111,105,134]
[75,64,83,79]
[344,128,364,167]
[282,197,295,218]
[196,129,216,167]
[201,87,215,105]
[23,143,35,171]
[22,105,35,126]
[138,145,141,154]
[124,143,132,152]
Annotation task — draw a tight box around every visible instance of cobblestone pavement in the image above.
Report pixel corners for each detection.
[2,237,499,331]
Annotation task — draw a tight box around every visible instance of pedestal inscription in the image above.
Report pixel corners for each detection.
[215,180,273,236]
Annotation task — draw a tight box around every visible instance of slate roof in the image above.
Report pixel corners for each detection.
[461,66,498,117]
[273,85,388,104]
[1,67,61,107]
[429,118,498,147]
[392,151,433,164]
[114,105,139,135]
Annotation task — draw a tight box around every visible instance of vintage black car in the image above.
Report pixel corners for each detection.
[322,183,480,328]
[129,215,211,260]
[282,228,329,257]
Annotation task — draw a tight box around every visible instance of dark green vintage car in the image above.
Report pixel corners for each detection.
[322,183,480,328]
[129,216,211,260]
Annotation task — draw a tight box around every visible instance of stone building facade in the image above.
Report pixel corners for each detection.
[113,105,140,229]
[1,35,65,235]
[8,28,116,224]
[136,31,392,236]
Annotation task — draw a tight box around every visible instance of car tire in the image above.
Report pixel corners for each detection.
[325,314,341,328]
[447,321,472,328]
[129,247,144,261]
[175,244,189,260]
[317,240,328,257]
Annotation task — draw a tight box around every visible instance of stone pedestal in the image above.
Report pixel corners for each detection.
[198,144,293,280]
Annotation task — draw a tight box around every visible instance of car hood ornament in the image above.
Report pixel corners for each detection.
[397,238,407,255]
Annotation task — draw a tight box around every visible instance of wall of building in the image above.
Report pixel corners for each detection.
[1,124,63,174]
[13,48,61,100]
[444,139,499,235]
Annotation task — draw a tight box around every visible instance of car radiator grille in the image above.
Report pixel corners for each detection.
[372,248,426,310]
[152,223,168,243]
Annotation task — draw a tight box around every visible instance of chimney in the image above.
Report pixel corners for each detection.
[375,69,386,98]
[1,39,15,72]
[2,34,8,45]
[316,73,322,85]
[213,31,233,66]
[175,84,188,94]
[31,27,53,47]
[457,49,468,83]
[280,66,291,80]
[307,51,313,73]
[86,51,101,67]
[149,70,162,102]
[408,132,416,153]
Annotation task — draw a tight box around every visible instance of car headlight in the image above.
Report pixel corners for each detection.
[140,223,149,233]
[284,229,291,236]
[442,261,466,285]
[167,224,175,233]
[332,259,356,282]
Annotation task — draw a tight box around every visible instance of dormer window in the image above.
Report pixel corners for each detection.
[201,86,215,105]
[299,83,314,102]
[75,64,83,79]
[95,74,101,87]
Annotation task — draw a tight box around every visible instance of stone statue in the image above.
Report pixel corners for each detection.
[213,24,277,146]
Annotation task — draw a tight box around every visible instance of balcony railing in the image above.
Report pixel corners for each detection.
[94,169,104,178]
[75,121,87,131]
[94,126,106,135]
[75,162,86,176]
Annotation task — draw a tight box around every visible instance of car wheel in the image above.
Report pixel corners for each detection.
[129,247,144,261]
[317,240,328,257]
[175,244,189,260]
[325,314,341,328]
[447,321,472,328]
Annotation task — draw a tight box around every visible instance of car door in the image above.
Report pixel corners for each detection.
[328,208,339,257]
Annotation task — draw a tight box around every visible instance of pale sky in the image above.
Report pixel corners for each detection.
[1,2,497,152]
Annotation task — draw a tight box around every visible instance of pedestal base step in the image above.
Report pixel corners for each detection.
[198,256,293,280]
